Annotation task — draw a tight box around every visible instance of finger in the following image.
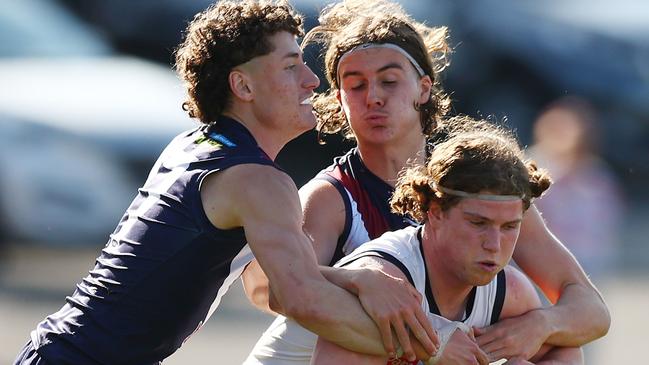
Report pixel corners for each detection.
[409,284,423,303]
[392,320,415,362]
[377,318,395,357]
[474,347,490,365]
[479,340,504,356]
[488,347,514,363]
[413,306,440,350]
[467,327,476,341]
[475,327,499,347]
[472,325,486,337]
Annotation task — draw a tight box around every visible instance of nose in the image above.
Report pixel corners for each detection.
[366,81,384,108]
[481,227,501,253]
[302,64,320,90]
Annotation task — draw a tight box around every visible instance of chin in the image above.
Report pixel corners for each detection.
[300,114,318,130]
[471,273,497,287]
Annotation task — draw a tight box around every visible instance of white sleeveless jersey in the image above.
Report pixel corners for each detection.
[243,226,505,365]
[337,226,506,328]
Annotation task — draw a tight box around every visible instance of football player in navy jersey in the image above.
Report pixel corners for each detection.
[14,1,439,364]
[311,123,583,365]
[243,1,608,364]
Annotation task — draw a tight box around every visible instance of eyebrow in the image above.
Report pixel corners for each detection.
[282,51,301,60]
[463,212,522,225]
[340,62,404,80]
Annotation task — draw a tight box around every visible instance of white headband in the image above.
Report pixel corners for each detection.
[430,182,524,202]
[336,43,426,85]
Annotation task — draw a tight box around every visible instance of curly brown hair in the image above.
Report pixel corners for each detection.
[302,0,451,140]
[391,117,552,222]
[174,0,303,125]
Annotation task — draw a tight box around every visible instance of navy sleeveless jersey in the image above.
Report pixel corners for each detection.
[316,148,417,265]
[29,117,278,364]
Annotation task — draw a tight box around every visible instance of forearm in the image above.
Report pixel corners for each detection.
[536,283,609,347]
[534,346,583,365]
[287,277,387,356]
[515,206,610,345]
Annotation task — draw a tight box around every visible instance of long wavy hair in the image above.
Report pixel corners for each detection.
[302,0,452,140]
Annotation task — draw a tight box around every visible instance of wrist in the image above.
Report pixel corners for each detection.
[532,306,558,342]
[345,267,367,295]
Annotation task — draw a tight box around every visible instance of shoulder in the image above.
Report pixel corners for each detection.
[501,265,543,319]
[299,178,346,213]
[336,228,420,273]
[203,163,295,198]
[299,178,347,234]
[201,163,300,229]
[364,227,421,258]
[298,178,348,263]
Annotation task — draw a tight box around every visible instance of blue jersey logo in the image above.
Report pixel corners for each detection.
[208,132,237,147]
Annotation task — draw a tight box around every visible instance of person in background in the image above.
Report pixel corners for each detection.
[529,96,625,280]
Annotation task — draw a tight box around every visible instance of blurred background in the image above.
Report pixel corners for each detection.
[1,0,647,363]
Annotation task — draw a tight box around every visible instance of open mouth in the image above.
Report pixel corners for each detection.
[478,261,498,271]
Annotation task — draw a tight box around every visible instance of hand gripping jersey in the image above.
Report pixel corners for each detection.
[244,148,416,365]
[336,226,506,365]
[28,117,278,365]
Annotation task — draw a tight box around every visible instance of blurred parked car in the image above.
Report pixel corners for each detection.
[0,0,190,245]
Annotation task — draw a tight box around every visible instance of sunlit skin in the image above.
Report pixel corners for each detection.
[226,31,320,159]
[336,48,432,178]
[424,196,523,320]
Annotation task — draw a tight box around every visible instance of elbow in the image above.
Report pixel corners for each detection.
[590,286,612,339]
[241,264,273,314]
[268,290,283,314]
[596,304,612,338]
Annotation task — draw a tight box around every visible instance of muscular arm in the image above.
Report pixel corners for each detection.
[241,179,345,313]
[204,165,426,357]
[514,206,609,345]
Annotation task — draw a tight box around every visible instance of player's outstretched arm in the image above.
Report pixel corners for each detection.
[202,164,434,360]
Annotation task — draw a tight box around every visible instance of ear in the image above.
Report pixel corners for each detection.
[418,75,433,105]
[229,69,254,102]
[426,200,444,229]
[336,89,342,104]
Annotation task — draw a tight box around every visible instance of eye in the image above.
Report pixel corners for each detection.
[470,220,486,227]
[285,64,297,70]
[503,223,520,231]
[382,79,397,86]
[350,82,365,91]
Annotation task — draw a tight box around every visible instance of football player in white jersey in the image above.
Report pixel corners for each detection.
[312,123,583,364]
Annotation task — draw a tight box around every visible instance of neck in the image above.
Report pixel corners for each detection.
[222,109,287,160]
[357,135,426,187]
[422,226,474,321]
